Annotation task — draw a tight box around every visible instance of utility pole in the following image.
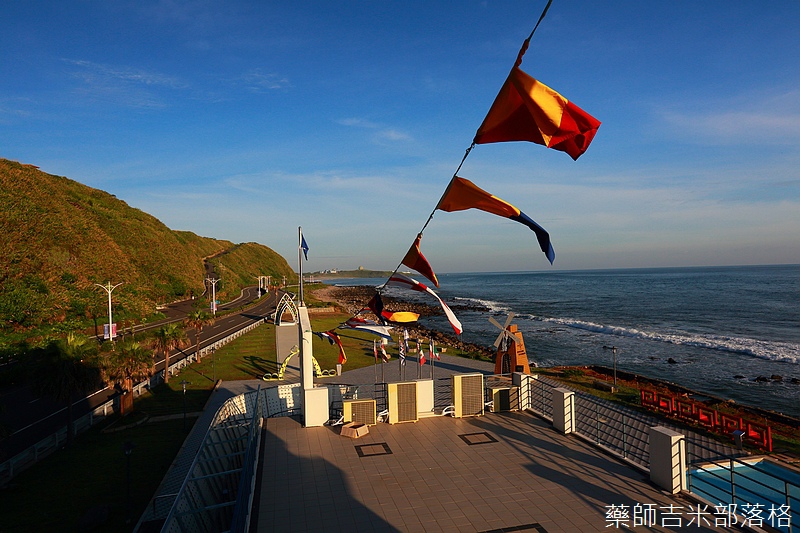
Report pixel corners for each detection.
[95,281,123,343]
[206,277,220,316]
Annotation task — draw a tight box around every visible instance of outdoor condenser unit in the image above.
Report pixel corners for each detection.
[452,373,484,418]
[343,399,377,426]
[387,382,418,424]
[490,386,520,413]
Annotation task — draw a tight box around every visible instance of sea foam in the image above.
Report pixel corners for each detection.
[536,316,800,364]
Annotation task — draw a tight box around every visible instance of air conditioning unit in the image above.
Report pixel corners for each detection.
[452,373,484,418]
[343,399,377,426]
[388,382,418,424]
[490,386,520,412]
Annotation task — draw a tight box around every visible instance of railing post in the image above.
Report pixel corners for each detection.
[785,481,790,511]
[512,372,534,411]
[649,426,686,494]
[553,388,575,434]
[622,415,627,458]
[595,403,600,444]
[540,379,546,414]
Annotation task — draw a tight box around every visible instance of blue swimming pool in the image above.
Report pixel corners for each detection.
[689,459,800,532]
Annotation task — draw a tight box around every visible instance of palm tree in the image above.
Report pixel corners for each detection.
[34,332,103,446]
[105,340,152,416]
[185,310,214,362]
[152,323,187,384]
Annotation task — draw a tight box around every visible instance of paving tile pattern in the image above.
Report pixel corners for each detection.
[250,412,739,532]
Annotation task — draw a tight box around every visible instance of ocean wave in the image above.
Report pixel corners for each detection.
[537,316,800,364]
[452,296,509,313]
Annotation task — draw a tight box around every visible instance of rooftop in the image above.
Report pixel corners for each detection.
[141,355,746,532]
[249,410,733,532]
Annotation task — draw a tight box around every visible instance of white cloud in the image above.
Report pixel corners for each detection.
[62,59,185,108]
[337,117,379,128]
[335,116,413,144]
[241,68,290,92]
[659,89,800,145]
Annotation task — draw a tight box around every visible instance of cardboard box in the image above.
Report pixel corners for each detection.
[340,422,369,438]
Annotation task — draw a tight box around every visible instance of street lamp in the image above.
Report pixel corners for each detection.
[122,440,136,523]
[95,281,124,343]
[205,277,220,316]
[180,380,190,430]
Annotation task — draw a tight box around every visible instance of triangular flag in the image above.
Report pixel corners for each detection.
[401,233,439,287]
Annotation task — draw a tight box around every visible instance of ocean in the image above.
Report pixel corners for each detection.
[328,265,800,418]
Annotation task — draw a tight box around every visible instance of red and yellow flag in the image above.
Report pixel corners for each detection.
[474,40,600,160]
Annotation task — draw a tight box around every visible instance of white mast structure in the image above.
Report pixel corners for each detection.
[296,226,328,427]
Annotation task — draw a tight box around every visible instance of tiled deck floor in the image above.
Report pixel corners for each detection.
[251,411,736,532]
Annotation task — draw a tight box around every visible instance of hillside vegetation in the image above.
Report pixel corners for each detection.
[0,158,295,346]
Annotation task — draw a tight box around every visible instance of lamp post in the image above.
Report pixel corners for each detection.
[122,440,136,523]
[180,380,190,430]
[205,277,220,316]
[95,281,123,343]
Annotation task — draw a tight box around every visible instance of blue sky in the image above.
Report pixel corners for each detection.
[3,1,799,273]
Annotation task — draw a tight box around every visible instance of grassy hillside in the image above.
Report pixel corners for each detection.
[209,242,295,302]
[0,158,294,346]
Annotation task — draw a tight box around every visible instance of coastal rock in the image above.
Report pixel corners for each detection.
[791,378,800,385]
[755,376,769,382]
[733,375,745,379]
[771,374,783,382]
[667,358,678,365]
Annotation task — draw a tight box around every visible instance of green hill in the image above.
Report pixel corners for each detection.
[0,158,295,346]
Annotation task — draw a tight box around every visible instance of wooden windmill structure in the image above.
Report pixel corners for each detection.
[489,312,531,375]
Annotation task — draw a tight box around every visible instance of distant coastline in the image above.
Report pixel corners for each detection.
[312,269,396,280]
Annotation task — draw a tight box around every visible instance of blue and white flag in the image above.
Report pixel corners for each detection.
[300,235,309,260]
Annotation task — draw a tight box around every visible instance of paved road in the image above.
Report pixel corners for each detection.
[0,288,279,462]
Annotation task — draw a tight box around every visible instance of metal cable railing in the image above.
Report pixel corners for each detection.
[686,438,799,531]
[574,394,650,468]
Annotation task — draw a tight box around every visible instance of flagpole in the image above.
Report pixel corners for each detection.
[417,339,421,380]
[298,226,304,305]
[431,338,435,381]
[398,334,403,381]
